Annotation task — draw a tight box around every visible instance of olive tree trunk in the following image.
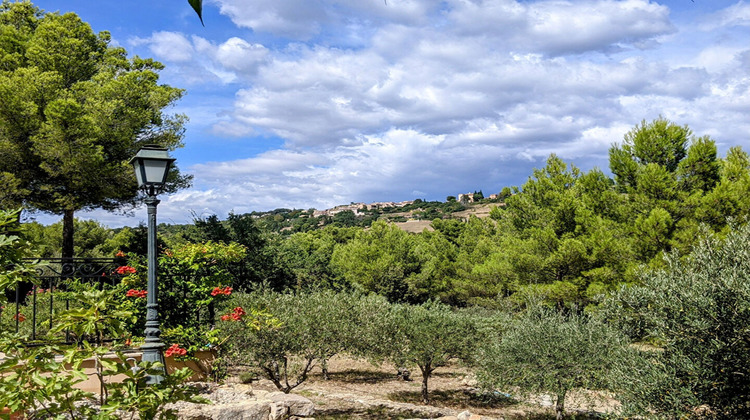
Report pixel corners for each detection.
[555,390,566,420]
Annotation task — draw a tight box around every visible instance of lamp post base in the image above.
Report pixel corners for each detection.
[141,341,166,384]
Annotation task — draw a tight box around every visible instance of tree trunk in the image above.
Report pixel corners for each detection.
[420,364,431,404]
[62,209,75,260]
[321,357,329,380]
[555,390,566,420]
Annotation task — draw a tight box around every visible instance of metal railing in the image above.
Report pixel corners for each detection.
[4,258,125,343]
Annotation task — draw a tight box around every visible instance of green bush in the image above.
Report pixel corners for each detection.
[0,287,207,419]
[603,222,750,419]
[220,290,311,393]
[476,305,628,420]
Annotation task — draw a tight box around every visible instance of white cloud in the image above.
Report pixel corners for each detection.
[213,0,438,40]
[128,32,269,85]
[133,31,196,62]
[116,0,750,222]
[215,37,270,73]
[700,1,750,30]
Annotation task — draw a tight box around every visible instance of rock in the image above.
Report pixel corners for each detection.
[461,374,478,387]
[268,392,315,419]
[170,384,315,420]
[405,412,497,420]
[176,401,271,420]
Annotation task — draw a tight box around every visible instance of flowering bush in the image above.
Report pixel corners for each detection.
[26,286,53,296]
[165,343,188,358]
[120,241,247,334]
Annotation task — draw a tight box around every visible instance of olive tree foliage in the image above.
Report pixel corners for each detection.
[222,289,390,392]
[601,222,750,419]
[0,1,190,258]
[476,305,628,420]
[380,301,477,404]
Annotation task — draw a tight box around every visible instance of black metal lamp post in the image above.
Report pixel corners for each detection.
[130,145,175,384]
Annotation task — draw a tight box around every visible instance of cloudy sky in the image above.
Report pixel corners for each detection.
[30,0,750,227]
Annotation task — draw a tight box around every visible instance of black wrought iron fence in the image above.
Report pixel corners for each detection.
[2,258,125,343]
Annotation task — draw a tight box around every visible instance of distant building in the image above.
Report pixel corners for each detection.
[312,200,415,217]
[367,202,396,210]
[457,193,475,204]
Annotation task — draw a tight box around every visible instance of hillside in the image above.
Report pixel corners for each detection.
[240,199,502,235]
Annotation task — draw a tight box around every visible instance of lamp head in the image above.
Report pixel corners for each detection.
[130,145,175,196]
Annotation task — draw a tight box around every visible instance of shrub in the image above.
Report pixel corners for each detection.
[0,287,207,419]
[602,222,750,418]
[476,305,628,420]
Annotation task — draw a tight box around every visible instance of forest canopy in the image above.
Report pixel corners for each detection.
[17,118,750,309]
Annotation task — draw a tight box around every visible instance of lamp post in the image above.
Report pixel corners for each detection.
[130,145,175,384]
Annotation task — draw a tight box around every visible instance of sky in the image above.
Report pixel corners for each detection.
[27,0,750,227]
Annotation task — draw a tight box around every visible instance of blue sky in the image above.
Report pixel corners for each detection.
[28,0,750,227]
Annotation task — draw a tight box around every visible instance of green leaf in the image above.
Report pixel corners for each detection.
[188,0,204,26]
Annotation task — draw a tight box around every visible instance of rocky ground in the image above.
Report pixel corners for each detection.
[213,356,619,420]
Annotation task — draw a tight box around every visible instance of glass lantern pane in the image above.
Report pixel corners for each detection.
[133,161,144,186]
[143,159,169,184]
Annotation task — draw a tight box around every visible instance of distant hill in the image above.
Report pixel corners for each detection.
[245,199,503,235]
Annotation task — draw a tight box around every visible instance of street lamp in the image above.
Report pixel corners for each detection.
[130,145,175,384]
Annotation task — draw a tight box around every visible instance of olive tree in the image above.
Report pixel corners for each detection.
[222,289,387,392]
[602,222,750,419]
[476,305,628,420]
[384,301,476,404]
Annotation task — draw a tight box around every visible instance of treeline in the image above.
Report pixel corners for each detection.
[218,221,750,418]
[22,118,750,309]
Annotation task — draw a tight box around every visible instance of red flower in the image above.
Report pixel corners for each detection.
[211,286,233,296]
[125,338,132,346]
[126,289,147,298]
[220,306,246,322]
[115,250,126,257]
[13,313,25,322]
[115,266,137,275]
[165,343,187,357]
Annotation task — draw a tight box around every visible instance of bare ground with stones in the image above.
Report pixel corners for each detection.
[226,355,619,419]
